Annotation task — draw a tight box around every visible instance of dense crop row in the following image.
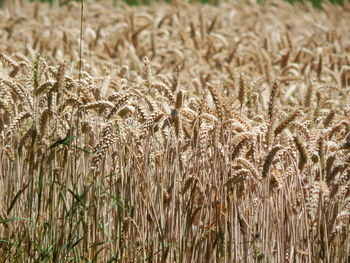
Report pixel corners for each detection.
[0,0,349,262]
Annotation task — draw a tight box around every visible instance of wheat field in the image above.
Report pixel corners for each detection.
[0,0,349,262]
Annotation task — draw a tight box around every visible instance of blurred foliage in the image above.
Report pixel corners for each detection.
[0,0,348,7]
[285,0,345,8]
